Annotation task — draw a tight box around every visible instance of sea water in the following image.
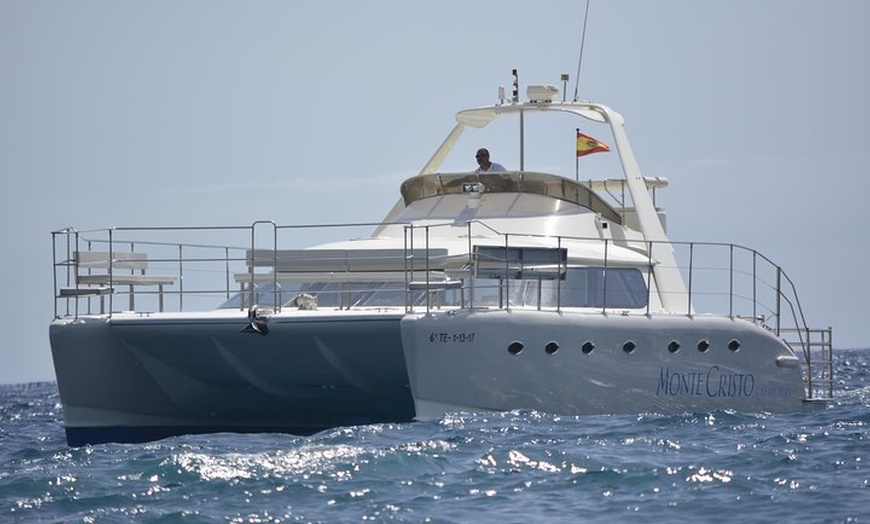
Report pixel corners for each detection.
[1,350,867,523]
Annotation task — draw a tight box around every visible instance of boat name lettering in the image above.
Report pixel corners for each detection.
[757,384,793,398]
[657,366,755,398]
[428,332,476,344]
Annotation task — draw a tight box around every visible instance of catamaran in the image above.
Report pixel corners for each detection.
[50,77,834,446]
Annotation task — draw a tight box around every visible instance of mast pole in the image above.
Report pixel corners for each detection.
[575,128,580,181]
[512,69,524,171]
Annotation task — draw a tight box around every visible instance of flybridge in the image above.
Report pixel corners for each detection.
[420,86,610,176]
[419,70,611,177]
[411,72,687,313]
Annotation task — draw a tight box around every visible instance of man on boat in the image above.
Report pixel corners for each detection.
[474,148,506,173]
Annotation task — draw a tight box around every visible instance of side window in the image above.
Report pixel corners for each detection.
[493,267,648,309]
[561,267,648,308]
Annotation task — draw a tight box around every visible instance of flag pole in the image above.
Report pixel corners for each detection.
[575,128,579,181]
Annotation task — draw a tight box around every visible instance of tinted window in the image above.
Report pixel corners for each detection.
[508,267,648,309]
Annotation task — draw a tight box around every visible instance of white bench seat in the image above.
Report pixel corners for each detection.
[77,274,177,286]
[58,286,113,314]
[63,251,176,312]
[246,248,449,273]
[233,270,451,285]
[234,248,454,309]
[59,286,113,296]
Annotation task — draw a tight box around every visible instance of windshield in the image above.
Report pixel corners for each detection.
[219,267,648,310]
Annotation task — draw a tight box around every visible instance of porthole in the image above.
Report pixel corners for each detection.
[581,341,595,354]
[668,340,681,354]
[507,341,524,355]
[728,339,741,352]
[697,339,711,353]
[623,340,637,354]
[545,341,560,355]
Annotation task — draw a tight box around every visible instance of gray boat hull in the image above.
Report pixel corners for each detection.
[49,312,413,445]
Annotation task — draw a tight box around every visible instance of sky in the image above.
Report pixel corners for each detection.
[1,0,868,384]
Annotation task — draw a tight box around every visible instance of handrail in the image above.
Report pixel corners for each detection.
[52,222,810,325]
[52,220,830,399]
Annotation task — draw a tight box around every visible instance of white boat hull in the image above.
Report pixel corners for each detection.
[400,309,807,418]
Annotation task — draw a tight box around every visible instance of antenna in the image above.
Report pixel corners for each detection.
[561,73,569,102]
[573,0,591,101]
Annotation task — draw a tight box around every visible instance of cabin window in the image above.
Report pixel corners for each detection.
[564,267,648,308]
[501,267,648,309]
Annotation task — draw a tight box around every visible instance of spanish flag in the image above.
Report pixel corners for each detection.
[576,131,610,157]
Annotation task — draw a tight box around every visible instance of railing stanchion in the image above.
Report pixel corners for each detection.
[687,242,694,317]
[178,244,184,312]
[729,244,734,318]
[272,223,278,312]
[425,225,431,313]
[557,236,562,312]
[504,234,510,311]
[224,246,231,300]
[752,251,758,323]
[107,229,114,316]
[645,240,652,316]
[775,267,782,337]
[52,232,59,319]
[467,221,473,309]
[602,238,609,314]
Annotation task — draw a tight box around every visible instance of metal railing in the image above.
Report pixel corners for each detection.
[781,326,834,400]
[52,220,833,400]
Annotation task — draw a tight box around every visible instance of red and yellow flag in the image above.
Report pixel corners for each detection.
[576,131,610,157]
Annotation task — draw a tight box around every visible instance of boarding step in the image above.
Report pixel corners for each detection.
[781,326,834,401]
